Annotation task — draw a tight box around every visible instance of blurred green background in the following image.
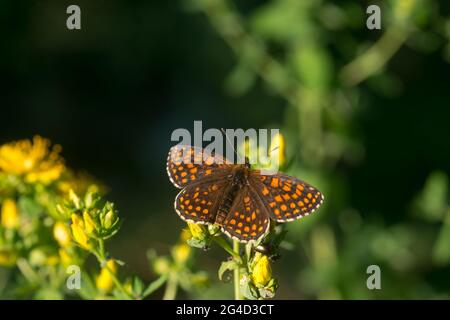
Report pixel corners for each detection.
[2,0,450,299]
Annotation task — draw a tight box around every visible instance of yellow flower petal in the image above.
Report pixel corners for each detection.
[96,259,117,293]
[1,199,20,229]
[53,221,72,247]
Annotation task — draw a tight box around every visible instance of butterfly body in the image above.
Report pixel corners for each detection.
[167,145,324,243]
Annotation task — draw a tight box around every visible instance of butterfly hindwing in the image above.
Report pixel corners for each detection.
[221,186,270,243]
[251,172,324,222]
[167,145,233,189]
[174,180,228,224]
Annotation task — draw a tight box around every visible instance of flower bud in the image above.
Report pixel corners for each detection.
[102,210,117,229]
[188,222,207,240]
[270,132,286,168]
[83,211,96,235]
[172,243,191,265]
[96,259,117,293]
[70,214,91,250]
[1,199,20,229]
[251,254,272,287]
[53,221,72,247]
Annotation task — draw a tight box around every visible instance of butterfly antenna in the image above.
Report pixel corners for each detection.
[221,128,240,163]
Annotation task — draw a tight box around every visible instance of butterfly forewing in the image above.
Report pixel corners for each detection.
[251,172,324,222]
[167,145,233,189]
[174,180,228,224]
[221,186,270,243]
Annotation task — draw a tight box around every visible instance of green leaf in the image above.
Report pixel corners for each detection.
[432,212,450,266]
[218,260,238,281]
[142,274,168,298]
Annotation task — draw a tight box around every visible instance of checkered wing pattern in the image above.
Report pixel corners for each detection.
[250,172,324,222]
[174,180,228,224]
[221,186,270,243]
[167,145,233,189]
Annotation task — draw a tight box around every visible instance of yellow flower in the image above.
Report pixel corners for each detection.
[96,259,117,293]
[83,211,96,235]
[187,222,207,240]
[172,243,191,265]
[53,221,72,247]
[70,214,91,250]
[0,136,65,184]
[251,253,272,287]
[270,132,286,168]
[0,249,17,266]
[1,199,20,229]
[59,248,73,266]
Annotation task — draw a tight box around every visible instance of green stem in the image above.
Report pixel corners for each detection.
[95,239,134,300]
[233,240,241,300]
[213,237,242,262]
[163,272,178,300]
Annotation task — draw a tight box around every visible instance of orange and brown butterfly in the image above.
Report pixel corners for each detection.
[166,145,324,243]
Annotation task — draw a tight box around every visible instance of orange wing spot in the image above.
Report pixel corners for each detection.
[193,192,199,199]
[290,203,296,209]
[282,194,291,201]
[274,209,281,216]
[230,219,236,225]
[201,200,206,204]
[180,205,185,209]
[307,193,312,199]
[281,204,287,211]
[234,212,239,217]
[312,198,316,204]
[203,209,209,214]
[282,186,291,192]
[304,198,310,204]
[190,175,196,180]
[181,178,188,184]
[205,169,212,175]
[251,212,256,220]
[274,195,283,202]
[181,172,187,177]
[297,185,304,191]
[195,206,201,212]
[188,205,193,210]
[308,204,313,208]
[177,166,183,171]
[238,222,243,227]
[298,201,305,207]
[251,232,257,237]
[293,209,300,214]
[244,226,250,233]
[285,213,291,217]
[244,196,250,203]
[246,207,251,212]
[236,229,242,234]
[171,169,177,174]
[295,189,302,196]
[292,194,298,199]
[252,224,257,231]
[258,226,264,232]
[180,197,184,202]
[243,233,249,238]
[184,200,190,205]
[240,215,245,220]
[246,217,251,222]
[191,212,197,217]
[262,188,270,196]
[211,185,219,191]
[270,178,279,188]
[189,168,198,174]
[186,163,194,169]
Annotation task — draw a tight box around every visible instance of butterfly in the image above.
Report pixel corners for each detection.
[166,145,324,243]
